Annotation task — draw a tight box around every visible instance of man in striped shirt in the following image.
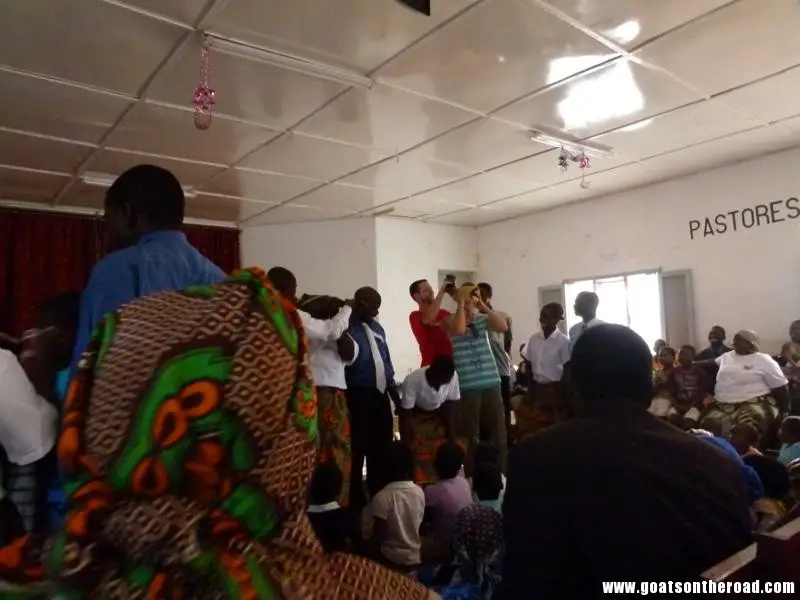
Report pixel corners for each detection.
[444,284,509,475]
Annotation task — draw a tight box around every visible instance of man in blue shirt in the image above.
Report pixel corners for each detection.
[71,165,225,371]
[345,286,399,510]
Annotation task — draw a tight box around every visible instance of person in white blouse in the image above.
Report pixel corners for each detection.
[0,348,58,542]
[700,329,789,440]
[399,356,460,484]
[568,291,604,350]
[266,267,358,507]
[517,303,571,439]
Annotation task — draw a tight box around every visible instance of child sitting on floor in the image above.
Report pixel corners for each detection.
[778,416,800,466]
[470,443,506,503]
[307,463,360,553]
[421,441,472,565]
[368,441,425,570]
[728,422,762,459]
[472,462,503,513]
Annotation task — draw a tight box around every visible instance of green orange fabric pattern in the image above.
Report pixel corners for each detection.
[0,267,429,600]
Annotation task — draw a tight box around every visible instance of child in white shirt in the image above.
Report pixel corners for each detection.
[369,441,425,569]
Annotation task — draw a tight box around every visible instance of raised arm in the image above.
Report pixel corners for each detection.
[421,286,448,325]
[476,298,508,333]
[440,299,466,336]
[298,305,352,343]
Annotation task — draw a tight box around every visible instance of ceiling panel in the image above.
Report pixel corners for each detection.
[410,117,549,171]
[494,58,700,138]
[245,203,356,226]
[486,148,634,185]
[716,65,800,124]
[188,193,274,222]
[57,181,107,211]
[638,121,800,179]
[117,0,210,25]
[0,130,94,173]
[295,84,480,153]
[338,152,475,198]
[376,0,615,113]
[149,37,348,129]
[238,133,389,181]
[105,102,280,165]
[386,195,475,216]
[592,100,762,159]
[428,205,524,227]
[405,170,542,208]
[0,166,70,203]
[635,0,800,96]
[199,168,322,203]
[539,0,733,50]
[0,0,186,95]
[0,69,132,143]
[287,183,388,212]
[84,149,224,187]
[206,0,479,72]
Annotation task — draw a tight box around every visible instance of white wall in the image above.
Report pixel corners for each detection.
[241,216,478,378]
[241,218,379,298]
[478,147,800,356]
[375,218,479,378]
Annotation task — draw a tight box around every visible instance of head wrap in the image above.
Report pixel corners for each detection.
[0,268,429,600]
[448,505,503,599]
[735,329,759,350]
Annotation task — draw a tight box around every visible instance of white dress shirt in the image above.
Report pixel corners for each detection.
[401,367,460,411]
[523,329,571,383]
[0,349,58,498]
[714,351,788,404]
[300,306,356,389]
[568,318,605,350]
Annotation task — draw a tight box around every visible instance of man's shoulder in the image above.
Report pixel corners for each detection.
[91,246,137,278]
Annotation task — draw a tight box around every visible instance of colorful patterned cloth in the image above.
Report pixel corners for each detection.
[408,410,465,486]
[700,394,778,436]
[514,382,564,439]
[0,268,430,600]
[316,387,351,507]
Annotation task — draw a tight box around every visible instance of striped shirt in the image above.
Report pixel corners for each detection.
[451,314,501,392]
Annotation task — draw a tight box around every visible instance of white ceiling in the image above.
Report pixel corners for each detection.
[2,0,800,227]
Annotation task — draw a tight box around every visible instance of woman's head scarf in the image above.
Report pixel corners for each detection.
[445,504,503,600]
[735,329,759,351]
[0,268,429,600]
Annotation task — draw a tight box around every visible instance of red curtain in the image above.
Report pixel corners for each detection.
[0,208,240,337]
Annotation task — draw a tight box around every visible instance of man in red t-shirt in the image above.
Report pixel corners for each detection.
[409,278,466,366]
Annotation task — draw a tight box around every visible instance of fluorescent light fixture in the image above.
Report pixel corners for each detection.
[204,34,373,89]
[528,126,615,159]
[81,172,197,198]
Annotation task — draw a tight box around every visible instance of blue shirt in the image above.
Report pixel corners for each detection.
[778,442,800,466]
[345,317,395,389]
[72,230,225,370]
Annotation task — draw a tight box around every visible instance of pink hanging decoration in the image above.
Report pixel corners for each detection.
[192,41,215,130]
[577,152,591,170]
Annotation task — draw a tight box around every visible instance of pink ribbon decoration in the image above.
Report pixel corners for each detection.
[192,41,215,130]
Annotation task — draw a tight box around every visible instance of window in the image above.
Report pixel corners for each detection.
[564,271,663,351]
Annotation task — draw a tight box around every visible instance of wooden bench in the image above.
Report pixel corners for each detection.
[702,515,800,594]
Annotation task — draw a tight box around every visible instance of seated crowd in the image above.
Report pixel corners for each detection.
[1,165,800,598]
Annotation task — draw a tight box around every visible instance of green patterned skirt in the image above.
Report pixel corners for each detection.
[699,395,778,436]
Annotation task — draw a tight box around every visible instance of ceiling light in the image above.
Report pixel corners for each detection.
[204,34,373,89]
[81,172,197,198]
[528,126,615,159]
